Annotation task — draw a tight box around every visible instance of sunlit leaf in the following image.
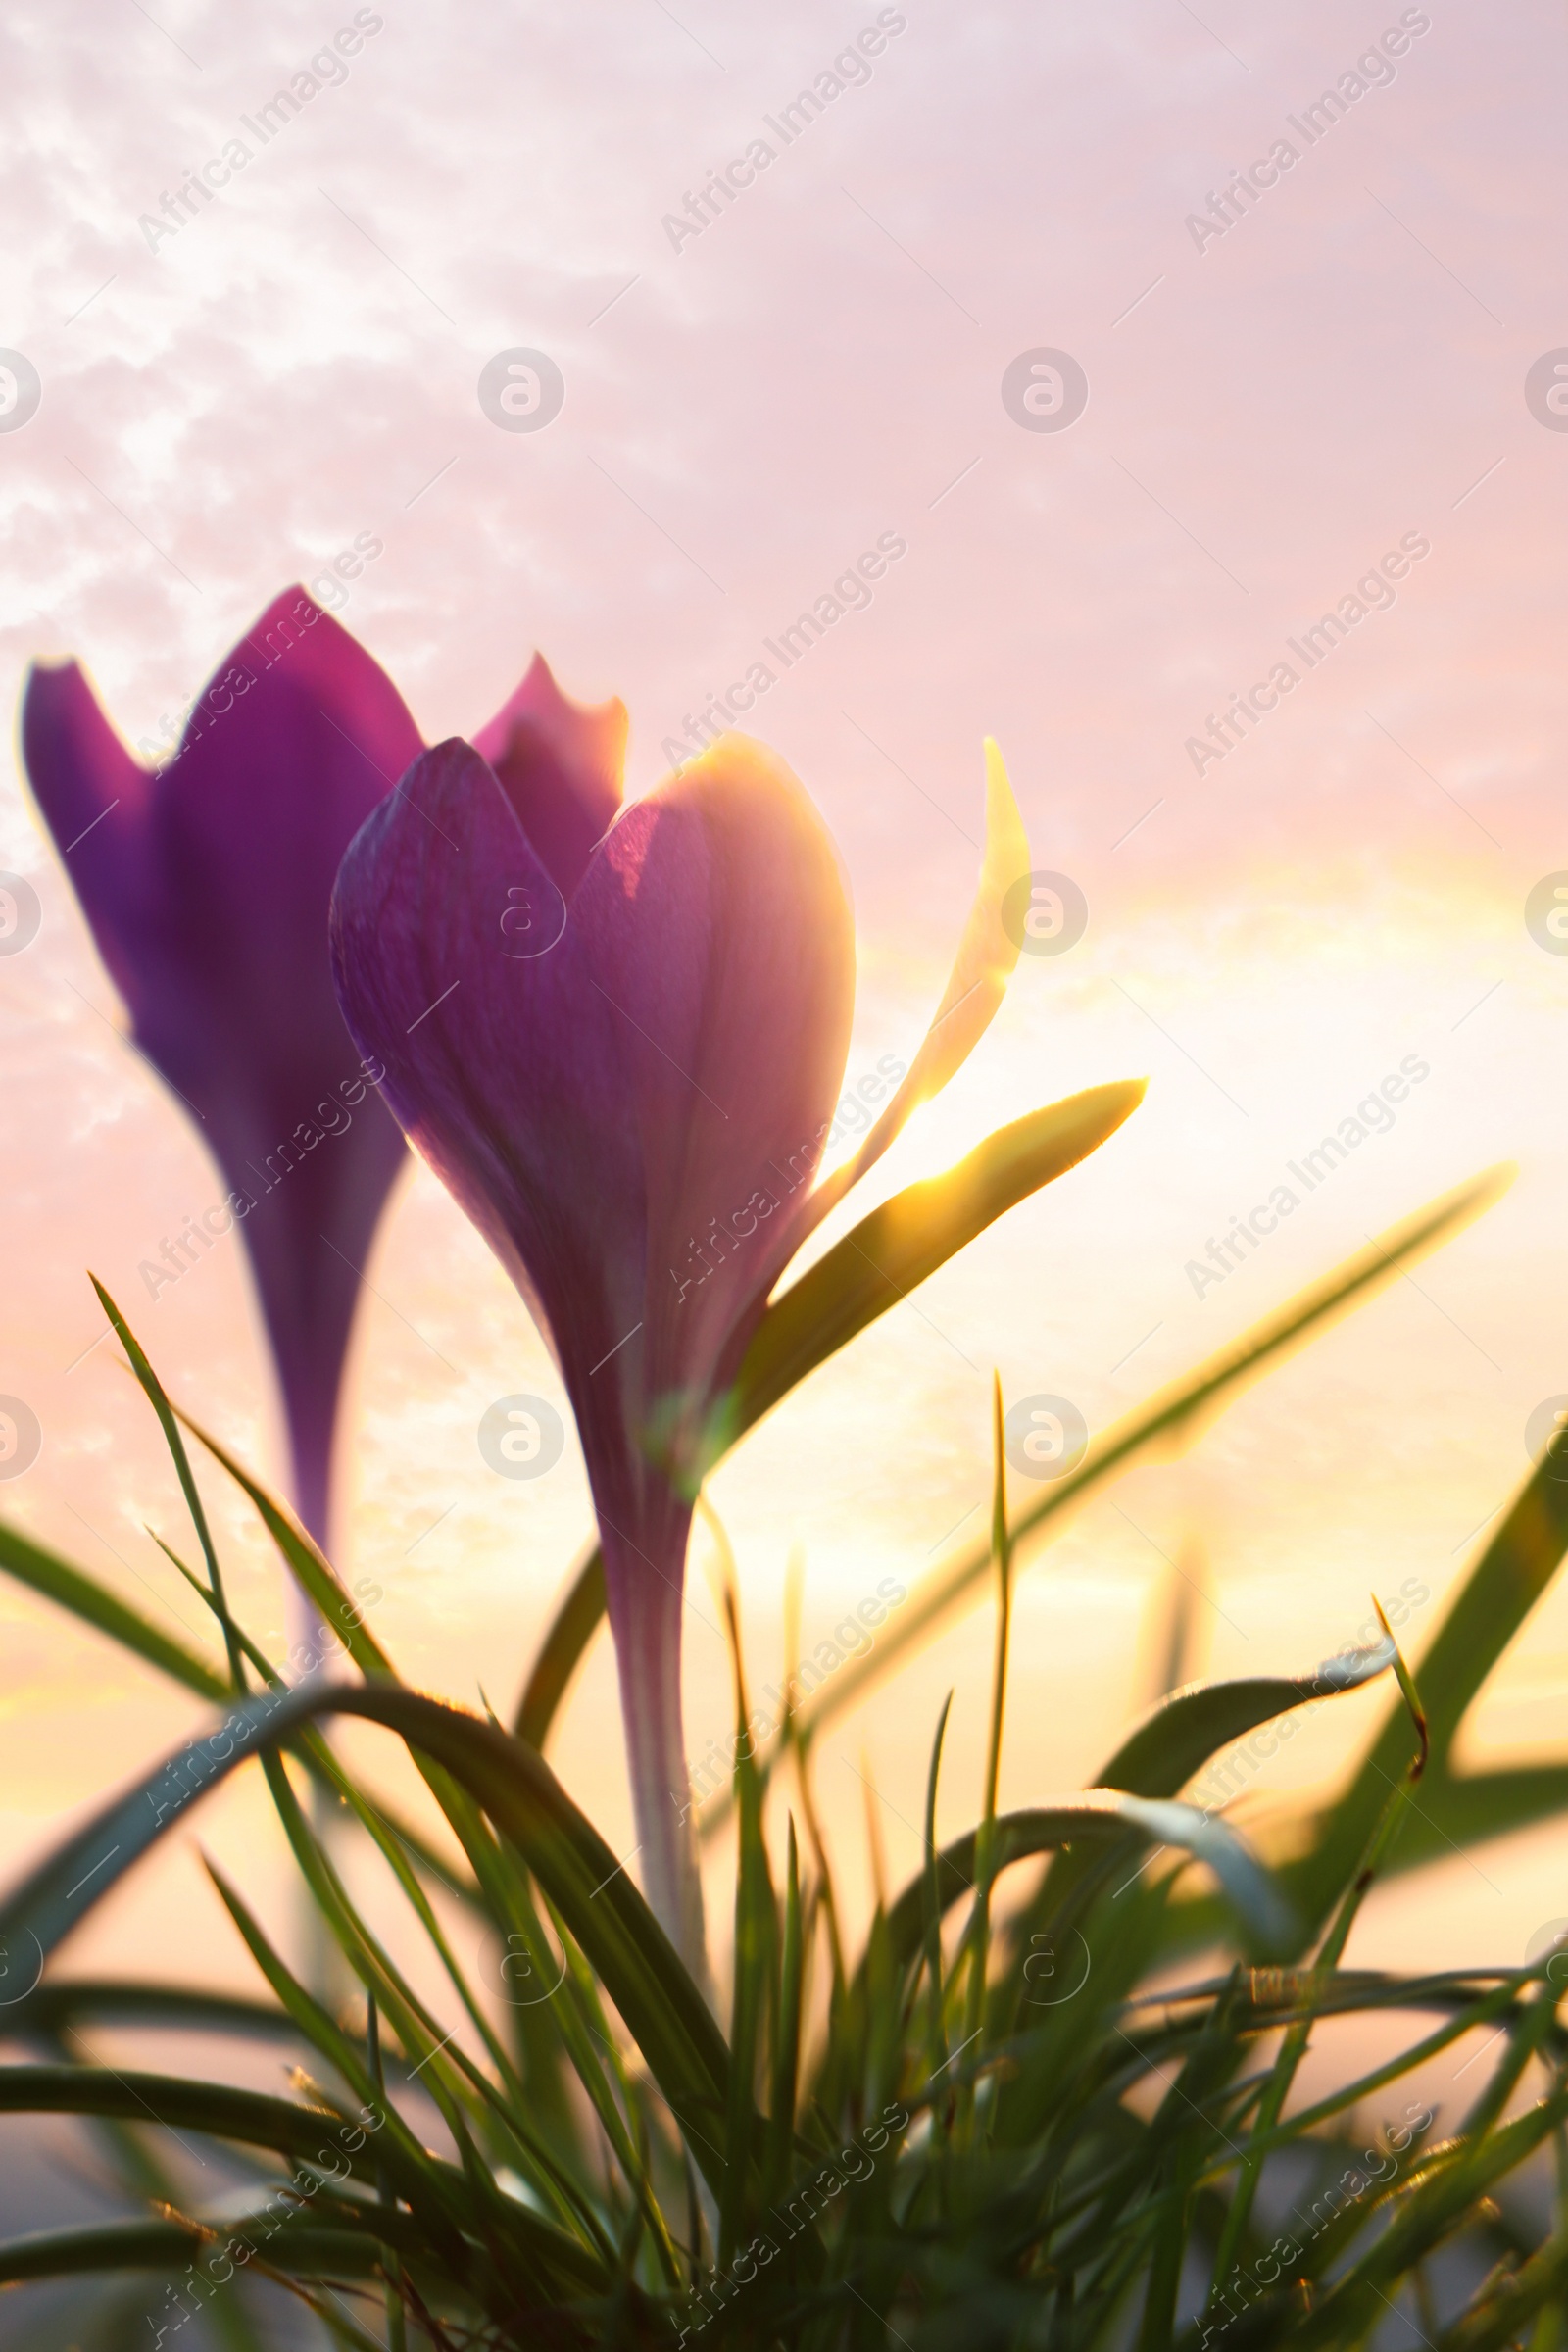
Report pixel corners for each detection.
[759,1164,1512,1767]
[514,1080,1148,1743]
[876,1791,1292,1981]
[0,1518,228,1698]
[0,1680,733,2192]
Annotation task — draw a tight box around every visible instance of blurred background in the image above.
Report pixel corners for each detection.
[1,0,1565,2142]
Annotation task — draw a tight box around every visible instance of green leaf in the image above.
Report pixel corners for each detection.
[1094,1641,1396,1801]
[0,2213,390,2286]
[727,1081,1148,1447]
[512,1081,1148,1745]
[0,1681,734,2193]
[1285,1436,1568,1936]
[0,2062,415,2187]
[759,1164,1511,1767]
[9,1980,294,2042]
[514,1541,605,1749]
[877,1793,1292,1984]
[174,1402,399,1682]
[0,1517,229,1698]
[90,1277,244,1686]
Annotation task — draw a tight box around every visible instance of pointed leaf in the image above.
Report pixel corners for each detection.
[747,1165,1512,1773]
[0,1680,734,2190]
[877,1791,1292,1981]
[1287,1434,1568,1931]
[514,1080,1146,1743]
[10,1981,293,2041]
[514,1541,605,1748]
[0,2214,389,2286]
[793,737,1031,1245]
[174,1403,398,1680]
[1098,1638,1396,1799]
[0,1518,228,1698]
[727,1080,1147,1446]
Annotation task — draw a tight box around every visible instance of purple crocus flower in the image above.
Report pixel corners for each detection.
[22,588,420,1548]
[330,710,1026,1961]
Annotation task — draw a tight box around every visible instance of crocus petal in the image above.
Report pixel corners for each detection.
[328,736,646,1467]
[329,728,855,1961]
[792,737,1029,1245]
[588,733,857,1429]
[23,588,419,1543]
[21,660,156,993]
[471,654,627,902]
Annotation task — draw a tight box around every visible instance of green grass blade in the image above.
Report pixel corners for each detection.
[205,1854,599,2299]
[0,2063,416,2187]
[1029,1638,1397,1947]
[725,1082,1147,1449]
[922,1690,956,2096]
[511,1085,1145,1749]
[1287,1436,1568,1936]
[174,1401,398,1680]
[0,2214,393,2285]
[514,1540,605,1745]
[750,1164,1510,1771]
[0,1516,229,1696]
[718,1582,772,2265]
[10,1981,293,2040]
[90,1278,243,1686]
[879,1793,1290,1984]
[956,1374,1014,2141]
[0,1681,732,2192]
[1095,1640,1396,1800]
[765,1819,803,2212]
[1208,1617,1427,2293]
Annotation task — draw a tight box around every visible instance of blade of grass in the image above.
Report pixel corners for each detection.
[956,1374,1013,2146]
[713,1538,771,2267]
[91,1277,244,1689]
[0,1681,733,2194]
[514,1540,604,1748]
[1207,1600,1428,2297]
[766,1819,804,2213]
[368,1992,408,2352]
[922,1691,957,2106]
[0,1517,229,1697]
[710,1166,1510,1818]
[513,1083,1149,1748]
[172,1399,397,1681]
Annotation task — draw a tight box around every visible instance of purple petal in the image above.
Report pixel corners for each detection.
[329,738,647,1489]
[330,727,856,1957]
[584,734,857,1427]
[471,654,626,902]
[21,659,155,993]
[24,588,420,1542]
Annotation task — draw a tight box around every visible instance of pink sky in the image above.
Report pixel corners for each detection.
[2,0,1567,1980]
